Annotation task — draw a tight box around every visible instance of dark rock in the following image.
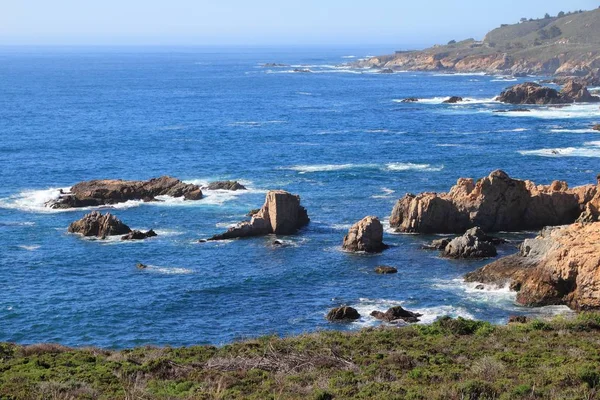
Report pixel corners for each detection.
[68,211,131,238]
[293,68,312,73]
[342,216,388,253]
[379,68,394,74]
[47,176,203,209]
[375,266,398,274]
[508,315,529,324]
[121,229,157,241]
[400,97,419,103]
[326,306,360,322]
[136,263,148,269]
[209,190,309,240]
[422,238,452,250]
[497,81,600,105]
[475,284,485,290]
[493,108,531,113]
[370,306,422,323]
[593,124,600,131]
[205,181,247,191]
[561,80,600,103]
[443,96,463,104]
[442,227,498,259]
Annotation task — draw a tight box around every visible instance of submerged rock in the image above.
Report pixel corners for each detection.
[326,306,360,322]
[136,263,148,269]
[68,211,131,238]
[390,170,597,234]
[48,176,202,209]
[205,181,247,191]
[375,266,398,274]
[370,306,422,323]
[400,97,419,103]
[121,229,157,241]
[465,222,600,310]
[209,190,309,240]
[342,216,388,253]
[443,96,463,104]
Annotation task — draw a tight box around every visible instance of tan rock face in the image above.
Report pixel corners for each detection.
[390,170,597,234]
[209,190,309,240]
[68,211,131,238]
[48,176,202,209]
[342,216,387,253]
[465,222,600,310]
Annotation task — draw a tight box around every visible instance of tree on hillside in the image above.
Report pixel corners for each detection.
[558,11,565,17]
[544,13,551,19]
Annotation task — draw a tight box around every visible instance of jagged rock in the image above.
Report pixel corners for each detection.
[370,306,422,323]
[121,229,157,241]
[342,216,388,253]
[390,170,598,234]
[465,222,600,310]
[136,263,148,269]
[422,238,452,250]
[443,96,463,103]
[247,208,260,217]
[209,190,309,240]
[326,306,360,322]
[497,81,599,105]
[375,266,398,274]
[442,227,498,259]
[400,97,419,103]
[47,176,202,209]
[379,68,394,74]
[205,181,247,191]
[68,211,131,238]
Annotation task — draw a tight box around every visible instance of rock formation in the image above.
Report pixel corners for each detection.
[121,229,157,241]
[593,124,600,131]
[496,81,599,104]
[443,96,463,104]
[48,176,202,209]
[326,306,360,322]
[390,170,597,234]
[374,266,398,274]
[68,211,131,238]
[465,222,600,310]
[442,227,498,259]
[370,306,422,323]
[400,98,419,103]
[342,216,388,253]
[209,190,309,240]
[205,181,247,191]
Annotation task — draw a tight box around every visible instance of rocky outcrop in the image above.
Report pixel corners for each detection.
[493,108,531,113]
[370,306,422,323]
[136,263,148,269]
[390,170,597,234]
[209,190,309,240]
[465,222,600,310]
[121,229,157,241]
[68,211,131,238]
[375,266,398,274]
[48,176,202,209]
[400,98,419,103]
[593,124,600,131]
[422,238,452,250]
[342,216,388,253]
[442,227,498,259]
[496,81,599,104]
[379,68,394,74]
[443,96,463,104]
[205,181,247,191]
[326,306,360,322]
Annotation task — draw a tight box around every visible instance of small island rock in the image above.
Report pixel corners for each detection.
[326,306,360,322]
[342,216,388,253]
[68,211,131,238]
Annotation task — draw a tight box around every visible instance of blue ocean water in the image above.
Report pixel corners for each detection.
[1,46,599,348]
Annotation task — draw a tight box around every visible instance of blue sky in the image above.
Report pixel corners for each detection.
[0,0,596,46]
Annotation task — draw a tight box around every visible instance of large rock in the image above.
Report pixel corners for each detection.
[209,190,309,240]
[497,81,599,105]
[443,96,463,104]
[465,222,600,310]
[205,181,246,191]
[48,176,202,209]
[390,170,597,234]
[342,216,388,253]
[68,211,131,238]
[121,229,157,241]
[443,227,498,259]
[370,306,422,323]
[326,306,360,322]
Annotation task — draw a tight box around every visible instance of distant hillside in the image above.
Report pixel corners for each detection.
[356,8,600,76]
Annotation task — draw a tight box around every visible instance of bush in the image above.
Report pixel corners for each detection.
[460,380,496,399]
[578,365,600,388]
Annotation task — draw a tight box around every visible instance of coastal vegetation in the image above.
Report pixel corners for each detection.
[3,314,600,399]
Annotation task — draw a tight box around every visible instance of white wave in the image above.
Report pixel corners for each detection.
[495,103,600,119]
[0,187,71,213]
[284,164,377,174]
[215,222,238,228]
[144,265,194,275]
[432,72,487,77]
[229,120,286,127]
[519,141,600,158]
[365,129,390,133]
[393,97,497,105]
[386,163,443,172]
[329,223,352,230]
[491,78,517,82]
[0,221,36,227]
[498,128,529,132]
[152,229,184,237]
[549,128,598,134]
[341,55,356,59]
[371,187,396,199]
[435,143,464,147]
[18,245,40,251]
[433,279,517,305]
[296,91,313,96]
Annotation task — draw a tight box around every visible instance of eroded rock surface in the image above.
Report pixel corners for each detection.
[48,176,202,209]
[68,211,131,238]
[326,306,360,322]
[121,230,157,241]
[497,81,599,104]
[205,181,247,191]
[390,170,597,234]
[209,190,309,240]
[342,216,388,253]
[370,306,422,323]
[443,227,498,259]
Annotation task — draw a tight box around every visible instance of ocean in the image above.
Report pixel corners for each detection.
[1,46,598,348]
